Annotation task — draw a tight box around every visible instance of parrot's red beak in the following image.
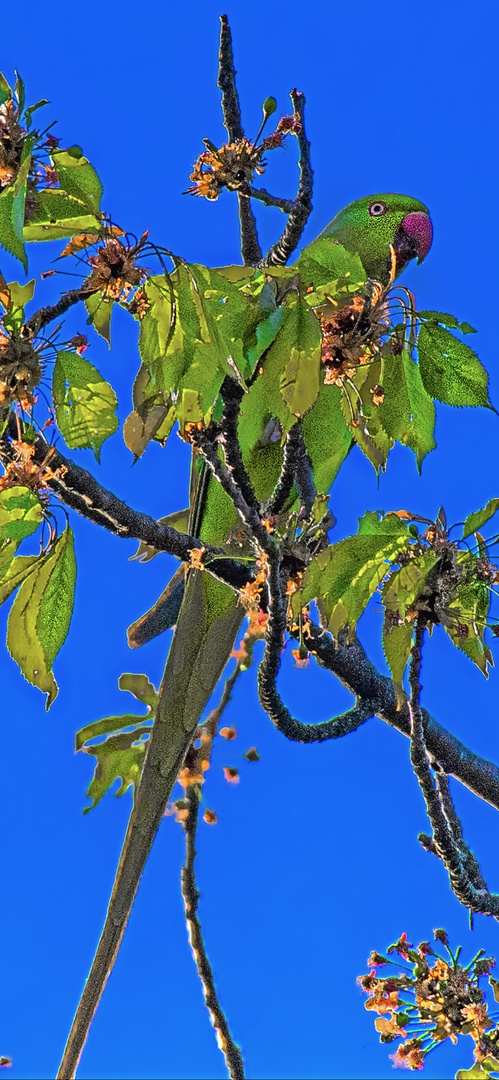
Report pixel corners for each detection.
[393,211,433,270]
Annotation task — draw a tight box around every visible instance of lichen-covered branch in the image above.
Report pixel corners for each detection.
[25,285,97,335]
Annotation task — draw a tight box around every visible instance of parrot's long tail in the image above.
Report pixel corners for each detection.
[57,570,243,1079]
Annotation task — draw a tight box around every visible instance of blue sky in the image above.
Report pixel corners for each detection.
[2,1,499,1077]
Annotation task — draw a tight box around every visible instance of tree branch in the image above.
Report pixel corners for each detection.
[25,285,97,336]
[0,431,253,595]
[217,14,261,266]
[305,623,499,815]
[408,623,499,918]
[262,90,313,267]
[244,187,294,213]
[181,786,245,1080]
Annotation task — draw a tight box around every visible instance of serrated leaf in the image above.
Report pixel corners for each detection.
[245,306,286,376]
[462,499,499,540]
[279,300,321,418]
[445,578,493,677]
[85,293,113,345]
[296,238,366,291]
[6,526,76,708]
[301,381,352,494]
[0,552,41,604]
[341,360,393,472]
[292,521,408,626]
[36,523,76,670]
[374,345,436,468]
[81,728,151,812]
[51,150,103,213]
[325,546,400,639]
[382,621,413,708]
[382,550,438,620]
[23,187,101,242]
[0,487,43,542]
[418,310,477,334]
[0,153,31,269]
[118,672,158,708]
[418,323,491,408]
[52,350,118,461]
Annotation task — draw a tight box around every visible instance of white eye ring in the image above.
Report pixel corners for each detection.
[369,201,386,217]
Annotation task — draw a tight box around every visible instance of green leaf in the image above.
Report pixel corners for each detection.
[3,278,35,310]
[117,672,158,708]
[36,524,76,671]
[6,526,76,708]
[123,403,175,460]
[418,323,491,408]
[80,728,151,812]
[14,71,25,116]
[52,350,118,462]
[302,381,352,494]
[382,621,413,708]
[85,293,113,345]
[358,510,411,537]
[177,388,203,436]
[76,714,152,751]
[342,362,394,473]
[0,153,31,269]
[296,238,366,291]
[279,298,322,418]
[0,71,12,106]
[382,550,438,620]
[445,577,493,677]
[0,487,43,542]
[455,1062,499,1079]
[24,98,50,128]
[418,310,477,334]
[398,348,436,469]
[51,149,103,213]
[0,552,41,604]
[23,188,101,242]
[462,499,499,540]
[292,516,409,631]
[372,344,436,468]
[245,306,286,376]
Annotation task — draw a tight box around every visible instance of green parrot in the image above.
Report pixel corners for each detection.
[57,193,433,1078]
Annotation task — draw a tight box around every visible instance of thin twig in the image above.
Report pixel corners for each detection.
[408,622,499,918]
[181,787,245,1080]
[263,90,313,267]
[243,187,294,213]
[217,15,261,266]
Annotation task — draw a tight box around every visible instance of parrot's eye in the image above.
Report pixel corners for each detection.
[369,201,386,217]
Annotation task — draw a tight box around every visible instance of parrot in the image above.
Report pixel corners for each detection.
[57,193,433,1078]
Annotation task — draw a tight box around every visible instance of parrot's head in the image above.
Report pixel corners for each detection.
[318,194,433,284]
